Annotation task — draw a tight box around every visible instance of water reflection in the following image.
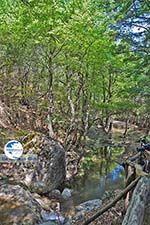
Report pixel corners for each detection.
[72,146,125,205]
[108,165,124,182]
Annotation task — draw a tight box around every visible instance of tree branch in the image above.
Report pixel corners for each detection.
[82,177,141,225]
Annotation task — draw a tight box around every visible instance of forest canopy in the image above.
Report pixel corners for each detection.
[0,0,149,147]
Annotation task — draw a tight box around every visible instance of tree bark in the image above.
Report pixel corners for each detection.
[47,55,55,138]
[122,176,150,225]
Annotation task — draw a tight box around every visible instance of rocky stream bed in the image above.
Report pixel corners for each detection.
[0,127,150,225]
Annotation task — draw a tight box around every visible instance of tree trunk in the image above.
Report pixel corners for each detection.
[64,71,76,150]
[122,176,150,225]
[47,55,55,138]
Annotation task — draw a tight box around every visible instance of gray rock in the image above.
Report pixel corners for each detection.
[62,188,72,200]
[0,183,42,225]
[75,199,102,220]
[41,211,65,224]
[26,135,66,194]
[76,199,102,212]
[48,189,61,199]
[0,133,66,194]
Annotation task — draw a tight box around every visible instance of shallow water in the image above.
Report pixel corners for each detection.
[72,145,125,205]
[71,144,149,225]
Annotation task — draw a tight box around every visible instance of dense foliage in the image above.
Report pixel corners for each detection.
[0,0,149,150]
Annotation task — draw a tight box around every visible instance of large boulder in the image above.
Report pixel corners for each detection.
[0,183,42,225]
[0,133,66,194]
[0,183,67,225]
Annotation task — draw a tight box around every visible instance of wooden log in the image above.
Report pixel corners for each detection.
[82,177,140,225]
[122,176,150,225]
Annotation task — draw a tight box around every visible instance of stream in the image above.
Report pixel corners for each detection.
[71,143,149,225]
[0,130,149,224]
[72,145,126,205]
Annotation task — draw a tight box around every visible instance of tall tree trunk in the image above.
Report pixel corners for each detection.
[47,56,55,138]
[65,71,76,150]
